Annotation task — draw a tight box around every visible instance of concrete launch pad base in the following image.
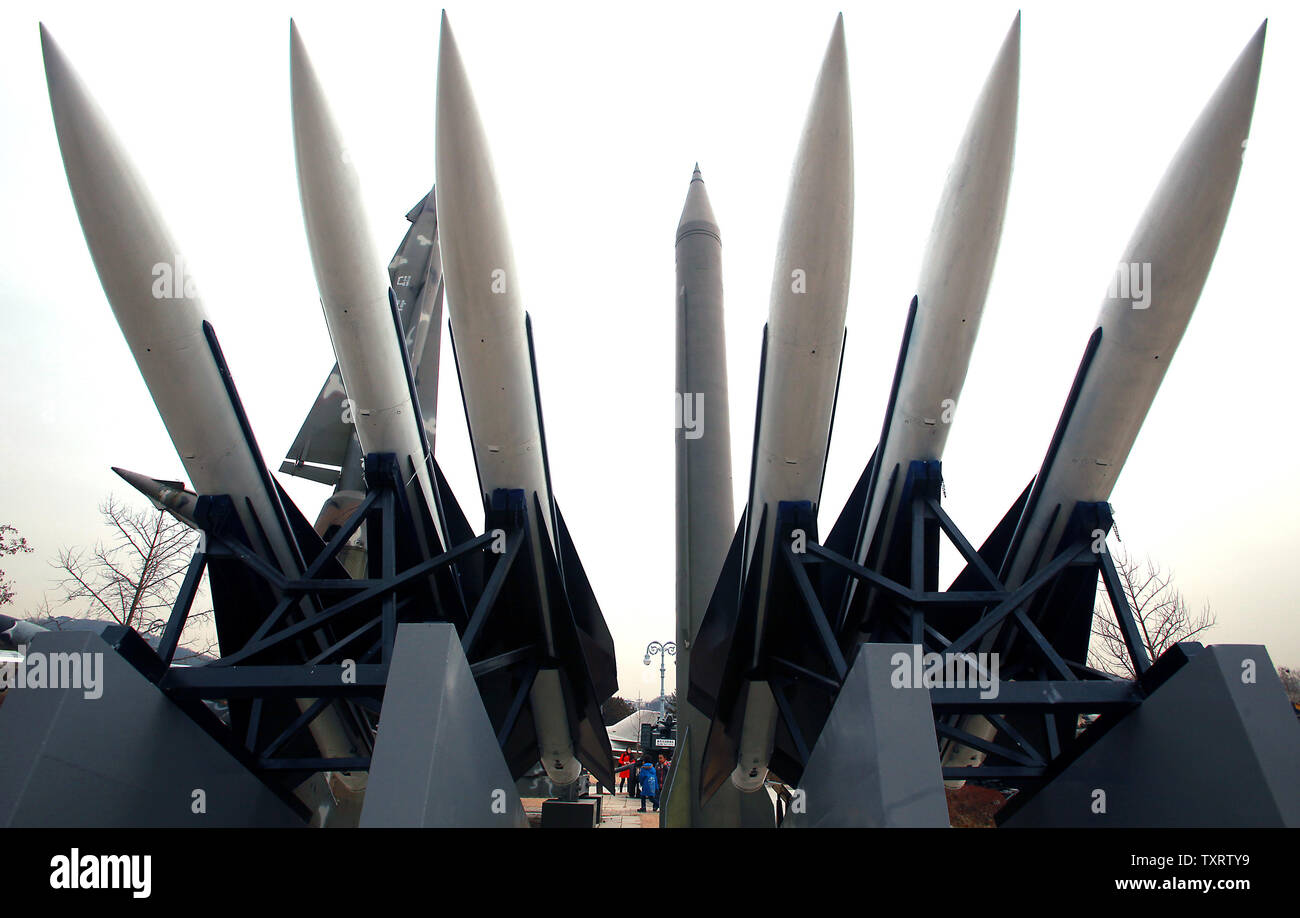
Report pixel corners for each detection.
[1001,644,1300,827]
[359,623,527,827]
[783,643,949,828]
[0,630,304,827]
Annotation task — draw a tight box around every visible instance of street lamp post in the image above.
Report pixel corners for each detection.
[643,640,677,714]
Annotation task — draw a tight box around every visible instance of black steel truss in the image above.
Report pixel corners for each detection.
[115,452,536,785]
[769,458,1163,788]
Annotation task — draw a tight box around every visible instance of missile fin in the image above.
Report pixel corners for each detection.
[433,456,483,600]
[445,324,485,512]
[524,314,560,551]
[272,478,350,582]
[432,458,475,550]
[687,508,754,719]
[816,327,849,509]
[282,364,353,486]
[532,494,615,790]
[552,500,618,701]
[202,321,306,578]
[820,445,876,626]
[950,480,1033,594]
[999,328,1103,581]
[388,186,443,442]
[699,684,746,803]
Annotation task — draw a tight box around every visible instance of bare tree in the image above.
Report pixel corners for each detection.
[0,524,33,607]
[46,496,216,661]
[1090,546,1215,678]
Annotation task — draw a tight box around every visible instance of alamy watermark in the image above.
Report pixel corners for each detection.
[1108,261,1152,310]
[675,392,703,440]
[50,849,150,898]
[890,645,1000,699]
[0,650,103,699]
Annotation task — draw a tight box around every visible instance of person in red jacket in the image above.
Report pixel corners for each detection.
[617,750,633,795]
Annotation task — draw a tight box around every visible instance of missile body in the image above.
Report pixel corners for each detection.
[41,27,301,584]
[42,26,363,820]
[1000,23,1265,592]
[676,166,734,664]
[726,17,853,792]
[434,15,582,785]
[290,24,446,555]
[944,23,1266,774]
[852,16,1019,573]
[674,167,770,825]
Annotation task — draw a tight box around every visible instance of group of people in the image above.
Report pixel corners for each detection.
[614,750,671,812]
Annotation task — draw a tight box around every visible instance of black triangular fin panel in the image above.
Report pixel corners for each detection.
[532,494,615,790]
[950,479,1034,592]
[687,508,751,719]
[820,445,877,618]
[273,479,349,582]
[552,499,617,702]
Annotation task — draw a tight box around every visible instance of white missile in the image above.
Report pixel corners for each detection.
[853,13,1019,571]
[42,25,364,822]
[945,22,1267,775]
[732,14,853,792]
[1000,21,1266,592]
[289,22,447,554]
[41,25,302,582]
[434,13,579,785]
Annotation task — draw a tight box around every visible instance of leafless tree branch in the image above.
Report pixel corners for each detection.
[1089,546,1216,679]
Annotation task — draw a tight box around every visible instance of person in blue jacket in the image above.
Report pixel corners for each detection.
[637,758,659,812]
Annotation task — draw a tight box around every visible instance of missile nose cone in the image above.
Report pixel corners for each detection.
[768,12,853,323]
[40,22,202,321]
[291,20,385,311]
[678,163,719,241]
[112,466,185,515]
[436,10,521,320]
[1103,20,1266,336]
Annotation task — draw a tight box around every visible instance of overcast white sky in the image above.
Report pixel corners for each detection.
[0,1,1295,703]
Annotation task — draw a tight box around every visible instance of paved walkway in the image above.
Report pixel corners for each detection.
[595,792,660,828]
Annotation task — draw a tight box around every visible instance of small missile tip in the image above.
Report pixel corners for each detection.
[438,10,459,59]
[38,22,59,61]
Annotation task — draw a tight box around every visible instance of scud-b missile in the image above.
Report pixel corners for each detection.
[943,22,1267,773]
[435,14,618,787]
